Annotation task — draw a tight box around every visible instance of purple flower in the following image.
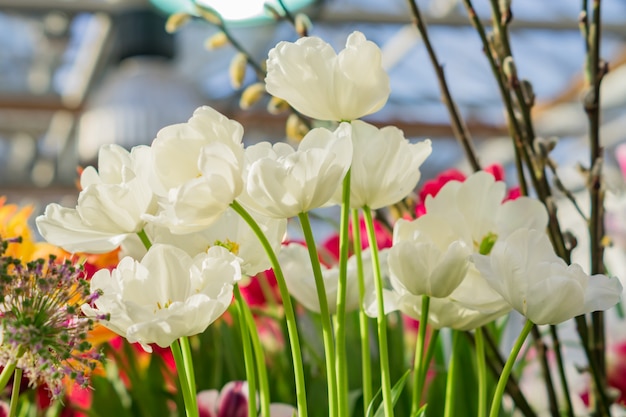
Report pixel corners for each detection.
[0,237,102,398]
[197,381,297,417]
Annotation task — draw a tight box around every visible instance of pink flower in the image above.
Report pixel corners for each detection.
[320,216,392,264]
[607,329,626,406]
[197,381,297,417]
[415,164,519,216]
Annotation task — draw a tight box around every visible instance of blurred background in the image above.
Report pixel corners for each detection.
[1,0,625,212]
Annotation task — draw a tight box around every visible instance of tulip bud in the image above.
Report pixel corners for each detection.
[204,31,228,50]
[285,114,309,142]
[165,12,191,34]
[229,53,248,90]
[239,83,265,110]
[267,96,290,115]
[295,13,312,37]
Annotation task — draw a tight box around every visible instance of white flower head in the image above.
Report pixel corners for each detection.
[240,123,353,218]
[265,31,390,121]
[333,120,432,209]
[473,228,623,325]
[144,106,245,234]
[82,244,241,351]
[389,216,471,299]
[36,144,156,253]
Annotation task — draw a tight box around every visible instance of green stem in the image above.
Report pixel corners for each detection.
[0,360,17,392]
[475,327,488,417]
[420,329,440,388]
[363,206,394,417]
[443,330,460,417]
[8,368,21,417]
[171,340,199,417]
[411,295,430,414]
[335,171,351,417]
[137,229,152,250]
[352,208,372,414]
[489,320,534,417]
[298,212,338,417]
[231,200,308,417]
[241,292,271,417]
[180,337,197,404]
[234,286,258,417]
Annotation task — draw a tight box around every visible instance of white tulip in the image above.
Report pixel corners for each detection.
[145,106,245,233]
[82,244,241,351]
[332,120,432,209]
[265,31,390,122]
[240,124,353,218]
[129,208,286,276]
[388,216,471,299]
[473,228,623,325]
[36,144,156,253]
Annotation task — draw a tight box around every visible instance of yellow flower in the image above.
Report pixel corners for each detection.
[0,197,62,261]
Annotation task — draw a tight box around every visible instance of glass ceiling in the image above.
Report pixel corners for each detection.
[0,0,624,194]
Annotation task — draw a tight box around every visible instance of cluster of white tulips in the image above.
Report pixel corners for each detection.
[35,31,622,417]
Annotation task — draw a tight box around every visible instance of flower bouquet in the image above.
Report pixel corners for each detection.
[1,1,625,416]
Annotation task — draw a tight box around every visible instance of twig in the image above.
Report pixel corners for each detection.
[194,1,312,129]
[531,325,560,417]
[584,1,608,403]
[550,325,575,417]
[461,0,569,260]
[405,0,482,172]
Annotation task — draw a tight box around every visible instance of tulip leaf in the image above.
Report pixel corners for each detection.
[365,369,410,417]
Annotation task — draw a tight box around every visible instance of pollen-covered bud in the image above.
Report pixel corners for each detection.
[295,13,312,37]
[196,5,223,25]
[502,56,517,85]
[285,113,309,143]
[229,53,248,90]
[204,31,228,50]
[267,96,290,115]
[239,83,265,110]
[533,136,558,157]
[165,12,191,34]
